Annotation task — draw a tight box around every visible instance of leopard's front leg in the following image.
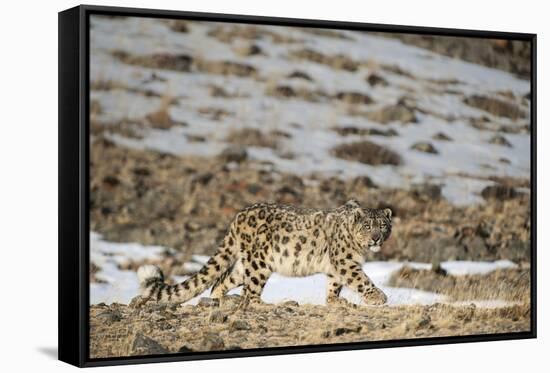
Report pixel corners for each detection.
[326,274,343,304]
[330,256,387,306]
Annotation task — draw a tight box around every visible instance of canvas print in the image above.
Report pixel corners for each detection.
[88,14,532,359]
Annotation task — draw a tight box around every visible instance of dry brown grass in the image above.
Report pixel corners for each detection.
[111,50,258,78]
[225,128,279,149]
[90,119,144,140]
[389,266,531,303]
[91,78,163,98]
[265,84,326,102]
[290,48,361,72]
[464,95,527,120]
[144,93,186,130]
[331,140,402,166]
[207,24,301,44]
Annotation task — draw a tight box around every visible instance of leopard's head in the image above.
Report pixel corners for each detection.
[344,200,393,252]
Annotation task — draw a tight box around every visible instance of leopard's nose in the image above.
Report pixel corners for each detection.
[371,232,381,242]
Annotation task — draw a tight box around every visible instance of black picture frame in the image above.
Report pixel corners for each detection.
[59,4,537,368]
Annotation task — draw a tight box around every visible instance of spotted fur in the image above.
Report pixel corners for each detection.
[137,199,392,306]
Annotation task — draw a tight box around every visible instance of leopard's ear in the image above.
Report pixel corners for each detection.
[345,199,361,208]
[354,208,365,224]
[383,208,392,220]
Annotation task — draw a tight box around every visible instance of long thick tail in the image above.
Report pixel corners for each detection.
[137,245,236,304]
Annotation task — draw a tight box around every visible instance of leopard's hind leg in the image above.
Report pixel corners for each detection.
[240,251,272,307]
[211,259,244,298]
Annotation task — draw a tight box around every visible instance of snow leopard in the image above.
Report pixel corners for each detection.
[137,199,392,307]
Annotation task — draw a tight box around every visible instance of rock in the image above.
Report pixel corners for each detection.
[291,48,359,72]
[132,167,151,177]
[381,64,414,78]
[411,142,438,154]
[225,128,278,149]
[196,60,257,77]
[432,132,453,141]
[411,183,442,200]
[146,108,186,130]
[283,174,305,189]
[280,300,300,308]
[202,333,225,351]
[366,104,417,124]
[231,320,252,331]
[366,73,389,87]
[169,20,189,33]
[96,310,122,324]
[268,85,296,98]
[278,300,300,313]
[401,237,465,263]
[247,183,262,195]
[270,129,292,139]
[234,43,262,56]
[99,206,112,216]
[113,51,194,72]
[488,135,512,147]
[334,326,361,336]
[256,315,268,322]
[481,185,518,201]
[287,70,313,81]
[418,315,431,328]
[333,126,398,137]
[218,146,248,163]
[209,310,228,323]
[198,297,220,307]
[431,261,447,276]
[131,333,169,355]
[266,85,325,102]
[143,303,168,314]
[185,134,207,143]
[332,140,402,166]
[352,175,378,189]
[197,107,233,121]
[334,91,374,105]
[178,345,194,353]
[475,221,492,239]
[276,185,302,204]
[102,175,120,187]
[192,172,214,186]
[185,221,201,232]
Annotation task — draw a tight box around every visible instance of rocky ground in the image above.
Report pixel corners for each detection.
[90,294,530,358]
